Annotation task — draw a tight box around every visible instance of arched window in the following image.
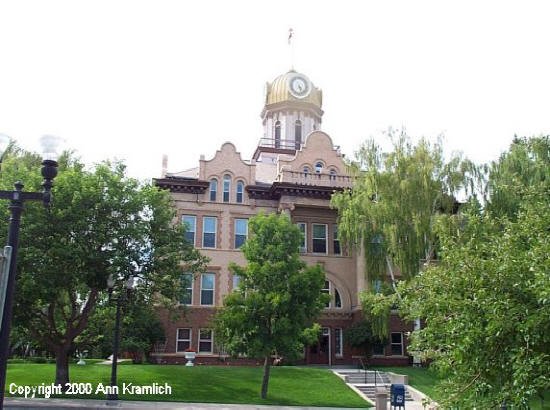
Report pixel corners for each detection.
[274,121,281,148]
[303,166,310,178]
[209,179,217,201]
[295,120,302,149]
[223,175,231,203]
[329,169,337,181]
[236,181,244,203]
[323,279,343,309]
[315,162,323,173]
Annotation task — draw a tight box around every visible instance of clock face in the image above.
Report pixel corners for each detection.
[289,75,311,98]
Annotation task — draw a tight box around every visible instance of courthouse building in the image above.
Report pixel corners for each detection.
[152,70,412,366]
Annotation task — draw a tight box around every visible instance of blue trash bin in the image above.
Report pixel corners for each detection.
[390,383,406,409]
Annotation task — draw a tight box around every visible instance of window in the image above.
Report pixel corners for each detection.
[209,179,217,201]
[335,328,343,357]
[312,224,327,253]
[232,274,241,290]
[182,215,196,246]
[274,121,281,148]
[373,342,385,356]
[334,288,342,308]
[236,181,244,203]
[391,332,403,356]
[202,217,217,248]
[297,222,307,253]
[200,273,215,305]
[322,280,330,308]
[315,162,323,173]
[198,329,213,354]
[323,280,343,309]
[223,175,231,203]
[333,224,340,255]
[329,169,337,181]
[176,328,191,352]
[180,273,193,305]
[303,166,310,177]
[295,120,302,149]
[234,219,248,249]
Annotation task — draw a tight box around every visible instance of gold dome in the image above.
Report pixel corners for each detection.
[265,71,322,108]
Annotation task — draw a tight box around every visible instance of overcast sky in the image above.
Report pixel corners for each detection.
[1,1,549,181]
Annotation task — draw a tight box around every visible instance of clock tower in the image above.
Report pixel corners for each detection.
[255,70,323,161]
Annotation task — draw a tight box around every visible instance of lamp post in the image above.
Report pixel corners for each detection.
[0,135,60,409]
[106,274,134,401]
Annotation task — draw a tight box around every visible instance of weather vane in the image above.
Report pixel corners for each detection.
[288,28,294,71]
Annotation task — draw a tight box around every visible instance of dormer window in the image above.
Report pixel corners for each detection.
[315,162,323,173]
[223,175,231,203]
[209,179,217,201]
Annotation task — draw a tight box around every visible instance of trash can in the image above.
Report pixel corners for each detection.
[390,383,406,409]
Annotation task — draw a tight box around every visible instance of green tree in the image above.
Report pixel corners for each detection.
[331,129,472,337]
[399,189,549,407]
[0,148,206,387]
[214,213,327,399]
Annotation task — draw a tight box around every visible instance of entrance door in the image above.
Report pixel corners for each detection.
[308,327,330,364]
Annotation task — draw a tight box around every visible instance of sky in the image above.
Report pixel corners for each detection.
[1,1,549,181]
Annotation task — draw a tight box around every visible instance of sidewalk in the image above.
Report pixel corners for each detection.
[4,398,368,410]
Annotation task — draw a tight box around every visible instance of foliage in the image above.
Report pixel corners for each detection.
[0,147,206,386]
[332,129,472,337]
[344,320,383,358]
[214,213,328,399]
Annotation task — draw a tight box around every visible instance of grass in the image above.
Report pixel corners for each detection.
[6,363,370,408]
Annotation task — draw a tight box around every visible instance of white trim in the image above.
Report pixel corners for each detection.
[312,223,328,254]
[202,216,217,248]
[200,273,215,306]
[198,328,214,354]
[176,328,192,353]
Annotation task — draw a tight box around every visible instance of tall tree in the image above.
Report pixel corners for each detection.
[397,136,550,407]
[0,149,206,387]
[215,213,327,399]
[331,129,471,337]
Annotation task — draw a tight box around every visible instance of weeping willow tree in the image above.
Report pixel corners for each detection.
[331,129,473,337]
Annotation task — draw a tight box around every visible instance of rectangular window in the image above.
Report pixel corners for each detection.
[198,329,213,354]
[182,215,196,246]
[176,328,191,352]
[200,273,215,305]
[391,332,403,356]
[335,328,343,357]
[297,222,307,253]
[234,219,248,249]
[312,224,327,254]
[373,342,385,356]
[232,274,241,290]
[223,176,230,203]
[180,273,193,305]
[333,224,341,255]
[202,217,217,248]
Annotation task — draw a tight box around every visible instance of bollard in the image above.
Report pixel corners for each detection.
[375,386,387,410]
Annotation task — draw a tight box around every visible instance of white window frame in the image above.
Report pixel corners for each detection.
[297,222,307,253]
[200,273,215,306]
[223,175,231,203]
[236,181,244,203]
[202,217,217,248]
[323,280,343,309]
[180,273,193,305]
[176,328,192,353]
[209,179,217,202]
[391,332,404,356]
[182,215,196,246]
[232,274,241,290]
[234,219,248,249]
[312,223,328,254]
[333,224,341,255]
[198,328,214,354]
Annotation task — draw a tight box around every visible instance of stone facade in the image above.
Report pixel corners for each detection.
[152,70,413,366]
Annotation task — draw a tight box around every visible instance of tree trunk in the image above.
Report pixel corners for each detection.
[55,347,71,390]
[261,355,271,399]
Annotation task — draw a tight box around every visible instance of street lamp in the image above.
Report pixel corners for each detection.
[0,135,60,409]
[106,274,134,401]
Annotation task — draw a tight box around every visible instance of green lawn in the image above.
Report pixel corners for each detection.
[6,363,370,408]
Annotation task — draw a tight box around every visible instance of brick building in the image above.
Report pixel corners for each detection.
[153,70,412,366]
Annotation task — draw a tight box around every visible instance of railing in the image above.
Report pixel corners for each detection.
[277,170,354,188]
[359,357,385,387]
[258,138,302,150]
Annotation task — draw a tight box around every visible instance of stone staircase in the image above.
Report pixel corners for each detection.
[335,370,414,403]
